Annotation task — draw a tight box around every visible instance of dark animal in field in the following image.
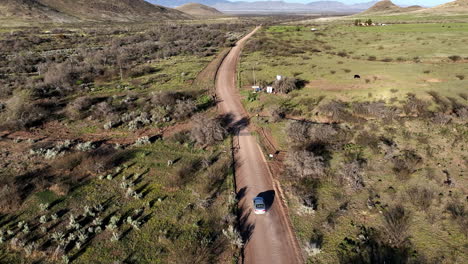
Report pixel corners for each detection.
[354,75,361,79]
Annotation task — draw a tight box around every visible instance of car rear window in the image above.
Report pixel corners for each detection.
[256,204,265,209]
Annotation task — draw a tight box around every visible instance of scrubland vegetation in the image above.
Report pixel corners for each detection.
[0,20,256,263]
[240,22,467,263]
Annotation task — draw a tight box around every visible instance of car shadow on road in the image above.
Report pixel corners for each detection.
[257,190,275,211]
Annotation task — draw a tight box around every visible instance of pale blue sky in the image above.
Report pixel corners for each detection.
[233,1,453,7]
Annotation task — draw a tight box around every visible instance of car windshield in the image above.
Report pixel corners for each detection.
[256,204,265,209]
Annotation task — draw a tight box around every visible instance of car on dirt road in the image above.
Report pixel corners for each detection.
[253,197,266,214]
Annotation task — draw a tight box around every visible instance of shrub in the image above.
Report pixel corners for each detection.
[269,105,286,122]
[456,74,465,80]
[447,200,468,235]
[1,94,47,130]
[285,149,325,179]
[172,99,197,120]
[368,56,377,61]
[66,96,92,120]
[339,161,364,190]
[0,183,21,212]
[286,121,310,144]
[448,55,461,62]
[392,150,422,179]
[406,186,434,210]
[382,204,411,248]
[190,114,226,146]
[337,51,348,57]
[273,77,302,94]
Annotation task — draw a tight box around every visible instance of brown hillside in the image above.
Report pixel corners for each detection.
[424,0,468,12]
[362,0,401,13]
[37,0,188,21]
[0,0,74,21]
[175,3,223,16]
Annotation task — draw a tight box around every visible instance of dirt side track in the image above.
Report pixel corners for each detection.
[215,27,304,264]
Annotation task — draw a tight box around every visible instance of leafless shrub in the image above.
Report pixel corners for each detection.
[190,114,226,146]
[403,93,429,117]
[309,124,338,143]
[338,160,365,191]
[431,112,452,125]
[273,77,301,94]
[382,204,411,248]
[66,96,93,120]
[456,74,465,80]
[0,95,47,130]
[172,99,197,120]
[128,65,157,78]
[43,62,76,92]
[355,131,380,153]
[352,101,399,120]
[286,121,310,144]
[151,91,190,107]
[428,91,452,113]
[446,200,468,235]
[459,93,468,101]
[0,183,21,212]
[319,100,363,123]
[285,149,325,179]
[406,186,434,211]
[448,55,461,62]
[392,150,422,179]
[91,102,114,120]
[269,105,286,122]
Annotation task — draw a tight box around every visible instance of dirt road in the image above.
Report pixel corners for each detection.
[215,27,303,264]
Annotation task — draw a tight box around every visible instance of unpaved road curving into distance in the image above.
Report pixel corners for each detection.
[216,27,303,264]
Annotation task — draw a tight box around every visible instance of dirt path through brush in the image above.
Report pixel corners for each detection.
[215,26,303,264]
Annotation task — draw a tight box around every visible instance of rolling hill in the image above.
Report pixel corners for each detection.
[0,0,188,23]
[421,0,468,13]
[175,3,223,16]
[37,0,188,21]
[0,0,74,22]
[361,0,424,14]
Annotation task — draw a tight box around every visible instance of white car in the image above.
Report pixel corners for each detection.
[253,197,266,215]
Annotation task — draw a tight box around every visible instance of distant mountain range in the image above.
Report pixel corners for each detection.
[149,0,380,13]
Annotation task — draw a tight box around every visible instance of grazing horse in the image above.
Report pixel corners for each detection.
[354,75,361,79]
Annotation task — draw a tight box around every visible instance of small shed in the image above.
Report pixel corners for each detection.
[266,86,273,94]
[252,85,261,92]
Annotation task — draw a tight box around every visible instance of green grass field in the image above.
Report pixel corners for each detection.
[240,21,468,264]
